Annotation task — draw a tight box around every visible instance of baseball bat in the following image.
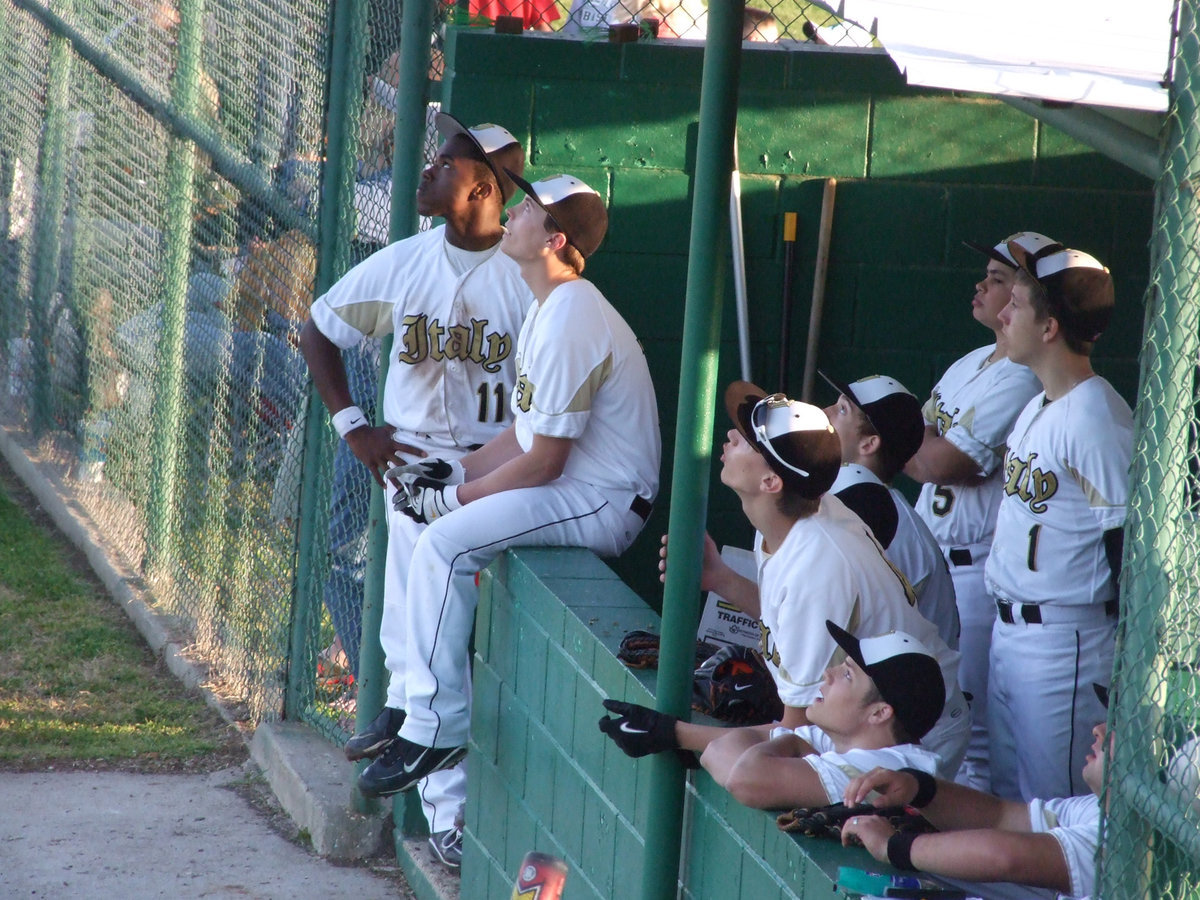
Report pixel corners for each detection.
[511,851,568,899]
[800,177,836,403]
[778,211,798,393]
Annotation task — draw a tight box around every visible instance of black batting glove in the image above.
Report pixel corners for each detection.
[598,699,680,758]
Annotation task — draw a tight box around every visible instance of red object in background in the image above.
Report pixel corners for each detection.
[468,0,561,29]
[510,851,568,900]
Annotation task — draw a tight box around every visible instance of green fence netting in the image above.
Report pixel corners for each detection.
[1100,3,1200,898]
[0,0,864,745]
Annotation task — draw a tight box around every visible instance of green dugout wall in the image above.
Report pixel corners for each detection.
[444,30,1152,598]
[440,28,1154,900]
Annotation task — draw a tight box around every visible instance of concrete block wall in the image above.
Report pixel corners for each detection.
[466,547,912,898]
[443,31,1155,578]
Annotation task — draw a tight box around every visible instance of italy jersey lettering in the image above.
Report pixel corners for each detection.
[396,314,513,374]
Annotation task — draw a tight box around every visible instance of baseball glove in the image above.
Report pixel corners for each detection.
[776,802,932,842]
[691,644,783,726]
[616,630,720,670]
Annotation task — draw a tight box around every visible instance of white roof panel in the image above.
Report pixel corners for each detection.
[829,0,1175,111]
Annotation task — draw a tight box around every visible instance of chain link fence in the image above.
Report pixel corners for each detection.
[1099,3,1200,897]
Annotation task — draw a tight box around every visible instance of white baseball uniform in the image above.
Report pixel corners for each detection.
[914,344,1041,790]
[985,376,1133,801]
[754,494,970,779]
[310,224,533,832]
[1027,794,1101,900]
[768,724,942,804]
[398,276,660,749]
[831,465,960,650]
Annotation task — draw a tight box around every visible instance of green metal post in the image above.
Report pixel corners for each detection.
[355,0,436,828]
[144,0,205,571]
[28,0,75,432]
[640,3,745,899]
[1101,3,1197,896]
[286,0,371,718]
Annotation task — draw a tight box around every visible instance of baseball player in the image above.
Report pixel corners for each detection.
[355,171,660,797]
[840,686,1115,900]
[984,242,1132,802]
[660,383,969,777]
[821,372,960,650]
[600,621,948,812]
[904,232,1050,790]
[299,113,531,870]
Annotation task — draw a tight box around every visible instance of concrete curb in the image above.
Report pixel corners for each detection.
[250,721,389,860]
[0,424,398,865]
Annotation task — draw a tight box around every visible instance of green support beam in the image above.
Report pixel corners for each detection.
[641,2,746,899]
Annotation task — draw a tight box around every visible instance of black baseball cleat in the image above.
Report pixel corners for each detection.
[357,735,468,798]
[343,706,406,762]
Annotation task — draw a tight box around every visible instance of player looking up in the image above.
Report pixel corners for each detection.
[355,171,660,798]
[299,113,532,871]
[903,232,1050,790]
[656,383,969,777]
[600,621,947,811]
[984,242,1132,802]
[821,373,959,650]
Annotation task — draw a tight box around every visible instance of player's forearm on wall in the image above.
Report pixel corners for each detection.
[718,734,825,809]
[921,780,1029,833]
[908,830,1071,893]
[299,318,353,413]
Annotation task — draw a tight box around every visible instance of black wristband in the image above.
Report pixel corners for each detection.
[887,829,920,872]
[898,767,937,808]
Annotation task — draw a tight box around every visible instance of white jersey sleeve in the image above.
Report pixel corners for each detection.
[985,377,1133,607]
[915,345,1042,549]
[1028,794,1101,899]
[781,725,942,804]
[888,487,960,649]
[511,279,660,502]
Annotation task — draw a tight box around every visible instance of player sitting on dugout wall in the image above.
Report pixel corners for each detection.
[904,230,1050,793]
[654,383,969,777]
[820,372,960,650]
[984,242,1132,803]
[301,113,533,872]
[839,684,1117,900]
[356,170,661,798]
[600,621,947,811]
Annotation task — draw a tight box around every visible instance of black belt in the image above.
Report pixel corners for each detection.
[949,548,973,567]
[996,598,1118,625]
[630,495,653,522]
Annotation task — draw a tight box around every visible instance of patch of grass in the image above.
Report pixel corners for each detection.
[0,468,245,771]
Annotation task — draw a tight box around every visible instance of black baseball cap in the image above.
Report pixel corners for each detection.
[1008,242,1115,344]
[434,112,525,203]
[826,620,945,742]
[724,381,841,500]
[818,372,925,467]
[503,170,609,258]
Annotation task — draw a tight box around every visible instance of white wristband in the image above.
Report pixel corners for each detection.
[331,405,368,438]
